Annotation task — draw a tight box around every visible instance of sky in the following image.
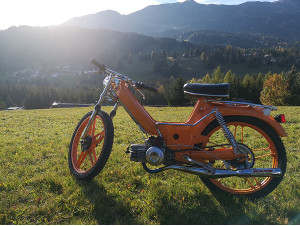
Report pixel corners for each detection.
[0,0,277,31]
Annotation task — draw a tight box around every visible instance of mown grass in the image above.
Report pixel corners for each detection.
[0,106,299,224]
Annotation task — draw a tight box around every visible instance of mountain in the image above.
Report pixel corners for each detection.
[0,26,178,72]
[62,0,300,41]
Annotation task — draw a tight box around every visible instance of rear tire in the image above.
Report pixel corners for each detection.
[68,110,114,180]
[201,116,287,199]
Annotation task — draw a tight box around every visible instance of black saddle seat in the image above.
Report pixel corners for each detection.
[184,83,230,97]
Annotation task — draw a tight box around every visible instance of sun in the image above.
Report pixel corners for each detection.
[0,0,160,30]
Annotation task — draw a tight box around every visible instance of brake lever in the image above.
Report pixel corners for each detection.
[136,88,146,100]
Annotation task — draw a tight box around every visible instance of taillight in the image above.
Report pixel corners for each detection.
[274,114,286,123]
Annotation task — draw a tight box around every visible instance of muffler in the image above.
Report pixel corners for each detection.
[162,165,282,178]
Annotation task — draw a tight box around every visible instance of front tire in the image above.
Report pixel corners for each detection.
[68,110,114,180]
[201,116,287,199]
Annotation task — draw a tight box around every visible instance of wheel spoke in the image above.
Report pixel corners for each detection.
[86,118,96,135]
[90,146,97,163]
[241,126,244,143]
[234,125,237,138]
[253,177,262,187]
[220,163,226,169]
[252,147,270,152]
[255,153,273,159]
[244,177,255,189]
[92,148,97,162]
[94,131,105,144]
[88,152,95,165]
[77,151,88,167]
[91,119,96,136]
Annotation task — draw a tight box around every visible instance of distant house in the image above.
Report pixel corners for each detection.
[6,107,24,111]
[263,54,276,65]
[50,102,93,108]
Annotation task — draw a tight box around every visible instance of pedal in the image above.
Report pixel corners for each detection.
[183,155,216,174]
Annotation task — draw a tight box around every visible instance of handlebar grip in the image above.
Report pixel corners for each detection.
[135,82,158,93]
[91,58,106,72]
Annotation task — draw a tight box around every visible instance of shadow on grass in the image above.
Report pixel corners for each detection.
[76,179,297,225]
[155,190,290,225]
[77,180,140,224]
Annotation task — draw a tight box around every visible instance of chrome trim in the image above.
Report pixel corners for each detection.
[184,91,229,98]
[112,102,119,111]
[184,153,231,170]
[156,108,216,127]
[161,165,282,178]
[208,100,277,111]
[81,75,114,139]
[110,102,119,120]
[106,68,127,79]
[215,110,241,155]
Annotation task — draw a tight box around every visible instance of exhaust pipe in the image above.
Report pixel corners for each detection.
[162,165,282,178]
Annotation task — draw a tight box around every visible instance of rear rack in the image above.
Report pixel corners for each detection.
[207,100,277,116]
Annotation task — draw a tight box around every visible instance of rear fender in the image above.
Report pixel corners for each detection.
[215,105,287,137]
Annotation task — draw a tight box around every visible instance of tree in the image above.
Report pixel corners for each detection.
[0,97,6,110]
[242,74,256,102]
[202,73,211,83]
[153,58,166,75]
[169,61,181,77]
[247,55,260,68]
[150,51,156,60]
[167,78,186,106]
[189,78,202,83]
[284,65,300,105]
[200,51,206,62]
[211,66,224,83]
[230,76,243,100]
[205,56,215,69]
[260,73,289,106]
[160,49,167,59]
[223,70,235,84]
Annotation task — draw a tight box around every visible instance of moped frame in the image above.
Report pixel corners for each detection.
[81,70,287,164]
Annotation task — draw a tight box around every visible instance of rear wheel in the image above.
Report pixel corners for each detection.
[201,116,286,199]
[68,110,114,180]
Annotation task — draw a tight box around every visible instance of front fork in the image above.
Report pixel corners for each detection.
[80,75,115,140]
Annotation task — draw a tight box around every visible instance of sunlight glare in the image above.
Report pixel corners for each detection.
[0,0,159,30]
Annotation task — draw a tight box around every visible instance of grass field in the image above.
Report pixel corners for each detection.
[0,106,299,224]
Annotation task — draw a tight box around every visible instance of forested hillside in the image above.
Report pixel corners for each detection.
[1,26,299,74]
[0,25,299,109]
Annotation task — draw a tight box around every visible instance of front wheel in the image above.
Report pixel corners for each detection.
[68,110,114,180]
[201,116,287,199]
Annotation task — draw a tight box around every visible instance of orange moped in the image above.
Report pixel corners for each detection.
[68,59,287,199]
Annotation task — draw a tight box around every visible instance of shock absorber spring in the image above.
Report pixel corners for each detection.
[215,110,241,155]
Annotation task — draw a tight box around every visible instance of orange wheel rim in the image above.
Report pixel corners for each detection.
[205,122,279,195]
[71,115,105,173]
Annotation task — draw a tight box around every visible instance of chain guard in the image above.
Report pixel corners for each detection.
[226,143,255,169]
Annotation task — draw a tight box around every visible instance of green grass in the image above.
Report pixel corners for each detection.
[0,106,299,224]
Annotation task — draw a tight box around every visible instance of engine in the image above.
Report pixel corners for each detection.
[129,137,166,166]
[130,144,165,166]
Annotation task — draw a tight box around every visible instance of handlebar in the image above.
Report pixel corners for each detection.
[91,58,106,73]
[91,59,158,93]
[135,82,158,93]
